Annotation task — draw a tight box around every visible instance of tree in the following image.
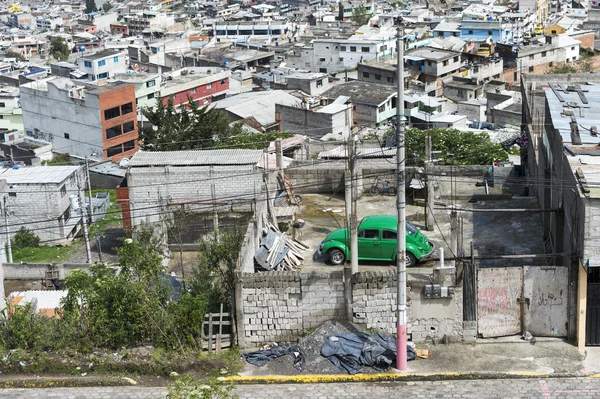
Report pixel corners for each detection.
[401,127,509,166]
[50,37,70,61]
[141,97,292,151]
[85,0,98,13]
[102,2,113,12]
[351,5,370,26]
[5,50,25,61]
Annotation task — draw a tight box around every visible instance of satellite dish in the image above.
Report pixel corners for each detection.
[119,158,130,168]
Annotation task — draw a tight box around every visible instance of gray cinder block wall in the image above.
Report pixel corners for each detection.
[237,270,463,348]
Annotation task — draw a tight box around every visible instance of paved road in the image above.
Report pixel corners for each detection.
[2,378,600,398]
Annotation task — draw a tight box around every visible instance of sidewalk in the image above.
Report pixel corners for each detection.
[231,339,599,384]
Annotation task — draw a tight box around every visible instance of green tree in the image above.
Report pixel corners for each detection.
[5,50,25,61]
[351,5,370,25]
[401,127,509,166]
[546,63,577,74]
[50,37,70,61]
[11,227,40,249]
[85,0,98,13]
[102,2,113,12]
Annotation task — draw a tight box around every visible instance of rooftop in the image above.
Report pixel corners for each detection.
[0,166,80,184]
[79,49,126,61]
[322,81,396,106]
[129,149,264,167]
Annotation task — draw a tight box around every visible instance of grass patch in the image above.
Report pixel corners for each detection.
[89,189,123,236]
[12,242,82,263]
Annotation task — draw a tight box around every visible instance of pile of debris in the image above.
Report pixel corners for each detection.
[254,224,309,271]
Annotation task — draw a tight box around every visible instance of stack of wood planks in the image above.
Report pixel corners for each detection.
[254,224,309,271]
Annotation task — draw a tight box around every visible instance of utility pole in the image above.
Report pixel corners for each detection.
[350,134,358,275]
[344,138,351,263]
[395,27,408,371]
[3,197,12,263]
[77,174,92,263]
[425,130,434,231]
[85,157,94,224]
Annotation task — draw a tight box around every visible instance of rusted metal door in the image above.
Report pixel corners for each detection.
[477,268,523,338]
[522,266,568,337]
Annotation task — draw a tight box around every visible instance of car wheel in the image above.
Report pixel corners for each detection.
[368,186,379,196]
[406,252,417,267]
[329,249,346,265]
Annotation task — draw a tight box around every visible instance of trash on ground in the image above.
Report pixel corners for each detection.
[242,343,305,371]
[254,225,309,271]
[321,332,416,375]
[416,349,430,359]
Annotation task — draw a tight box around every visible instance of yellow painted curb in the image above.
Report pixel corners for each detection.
[223,371,559,385]
[589,373,600,379]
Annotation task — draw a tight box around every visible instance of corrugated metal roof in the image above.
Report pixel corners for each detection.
[0,166,80,184]
[129,149,264,167]
[318,145,396,159]
[545,85,600,145]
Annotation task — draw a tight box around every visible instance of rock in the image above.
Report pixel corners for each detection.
[170,371,180,378]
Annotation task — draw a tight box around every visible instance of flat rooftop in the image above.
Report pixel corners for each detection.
[0,166,79,184]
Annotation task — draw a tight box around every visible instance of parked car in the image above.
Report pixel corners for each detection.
[317,215,435,267]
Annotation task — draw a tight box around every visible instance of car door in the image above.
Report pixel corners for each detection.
[358,228,381,260]
[380,229,397,261]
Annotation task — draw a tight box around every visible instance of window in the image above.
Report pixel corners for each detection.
[305,63,310,67]
[339,57,344,62]
[98,60,106,66]
[529,55,534,60]
[316,79,323,88]
[406,221,417,236]
[146,80,156,87]
[340,46,346,51]
[104,106,120,120]
[529,66,534,72]
[358,229,379,239]
[0,115,3,119]
[147,92,155,100]
[551,30,557,34]
[378,104,385,112]
[106,144,123,157]
[361,47,370,52]
[122,121,135,133]
[382,230,396,240]
[468,30,473,34]
[106,124,122,139]
[387,77,394,83]
[514,71,518,81]
[190,88,197,94]
[571,46,575,50]
[123,140,136,152]
[350,46,357,52]
[488,30,492,35]
[375,74,381,80]
[121,102,133,115]
[0,102,5,107]
[60,185,66,197]
[84,61,92,68]
[427,61,432,67]
[549,62,553,67]
[443,60,448,66]
[8,192,16,197]
[207,82,212,89]
[363,72,370,78]
[64,132,70,139]
[319,57,326,61]
[113,56,119,62]
[453,56,459,62]
[97,72,108,79]
[542,51,547,57]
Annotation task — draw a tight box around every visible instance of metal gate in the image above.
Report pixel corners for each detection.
[586,267,600,345]
[477,268,522,338]
[478,266,569,338]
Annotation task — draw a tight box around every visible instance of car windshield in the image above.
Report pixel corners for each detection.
[406,221,418,236]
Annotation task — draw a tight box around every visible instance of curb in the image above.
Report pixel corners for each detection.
[0,377,141,389]
[223,371,591,385]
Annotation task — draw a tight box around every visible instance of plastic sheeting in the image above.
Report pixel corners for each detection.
[242,343,305,370]
[321,333,416,375]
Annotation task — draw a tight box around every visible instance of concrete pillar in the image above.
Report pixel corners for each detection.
[344,267,353,322]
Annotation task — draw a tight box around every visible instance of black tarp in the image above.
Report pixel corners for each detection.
[242,343,305,370]
[321,332,416,375]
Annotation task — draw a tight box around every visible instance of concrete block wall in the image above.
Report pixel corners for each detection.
[301,271,346,329]
[239,269,464,347]
[241,272,304,345]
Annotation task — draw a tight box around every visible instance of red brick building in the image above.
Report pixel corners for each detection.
[160,69,230,108]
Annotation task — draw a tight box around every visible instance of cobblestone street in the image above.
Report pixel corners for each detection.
[2,378,600,398]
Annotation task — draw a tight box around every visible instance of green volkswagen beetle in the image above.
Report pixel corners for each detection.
[317,215,435,267]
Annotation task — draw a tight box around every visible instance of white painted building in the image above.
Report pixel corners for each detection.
[0,86,23,133]
[0,166,85,244]
[111,72,162,109]
[77,49,128,81]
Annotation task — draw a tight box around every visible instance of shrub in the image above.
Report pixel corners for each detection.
[11,227,40,249]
